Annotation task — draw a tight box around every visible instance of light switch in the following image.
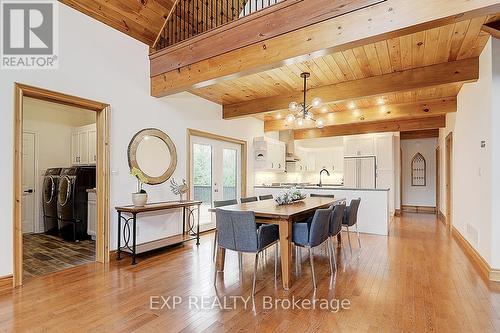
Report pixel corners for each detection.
[481,141,486,148]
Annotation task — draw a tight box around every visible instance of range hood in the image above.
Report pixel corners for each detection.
[279,130,301,162]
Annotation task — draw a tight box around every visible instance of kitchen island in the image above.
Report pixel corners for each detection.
[254,185,390,236]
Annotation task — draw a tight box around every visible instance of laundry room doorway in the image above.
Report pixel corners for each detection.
[13,84,110,287]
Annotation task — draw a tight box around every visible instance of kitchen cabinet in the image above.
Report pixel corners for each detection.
[314,147,343,173]
[253,136,285,172]
[344,136,374,156]
[71,124,96,166]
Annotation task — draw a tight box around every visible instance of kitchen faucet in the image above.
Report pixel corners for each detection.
[318,168,330,187]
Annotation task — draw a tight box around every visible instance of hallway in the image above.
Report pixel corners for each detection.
[0,213,499,332]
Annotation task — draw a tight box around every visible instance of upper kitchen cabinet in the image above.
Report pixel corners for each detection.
[344,136,375,156]
[287,146,315,172]
[71,124,97,166]
[314,147,343,173]
[254,136,286,172]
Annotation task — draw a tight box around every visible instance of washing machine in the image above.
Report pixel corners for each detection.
[57,167,96,241]
[42,168,62,235]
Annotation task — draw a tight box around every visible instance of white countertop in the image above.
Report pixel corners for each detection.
[254,185,389,192]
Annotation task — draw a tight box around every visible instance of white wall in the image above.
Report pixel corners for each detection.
[401,138,437,207]
[490,38,500,269]
[24,98,96,232]
[0,3,263,277]
[438,38,494,266]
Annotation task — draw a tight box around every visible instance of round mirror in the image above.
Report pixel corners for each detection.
[128,128,177,185]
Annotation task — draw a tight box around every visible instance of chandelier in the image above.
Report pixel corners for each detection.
[285,72,325,129]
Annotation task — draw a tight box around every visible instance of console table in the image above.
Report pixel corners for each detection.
[115,200,202,265]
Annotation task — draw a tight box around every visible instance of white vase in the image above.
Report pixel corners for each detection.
[132,193,148,207]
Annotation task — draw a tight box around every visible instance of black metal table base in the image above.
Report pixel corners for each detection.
[117,205,200,265]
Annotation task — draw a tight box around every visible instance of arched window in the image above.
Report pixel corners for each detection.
[411,153,426,186]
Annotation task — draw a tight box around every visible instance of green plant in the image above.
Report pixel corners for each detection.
[130,167,148,193]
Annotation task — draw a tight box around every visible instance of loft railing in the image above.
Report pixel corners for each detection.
[153,0,284,52]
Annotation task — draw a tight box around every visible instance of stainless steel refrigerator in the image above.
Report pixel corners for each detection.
[343,156,377,189]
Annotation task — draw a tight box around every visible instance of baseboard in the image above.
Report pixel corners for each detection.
[401,205,436,214]
[438,210,447,225]
[394,209,401,217]
[451,226,500,282]
[0,275,13,293]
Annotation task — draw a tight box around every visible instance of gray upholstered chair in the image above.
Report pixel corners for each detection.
[258,194,273,201]
[292,206,334,290]
[212,199,238,261]
[329,203,346,267]
[214,209,279,297]
[310,193,335,198]
[342,198,361,254]
[240,196,258,203]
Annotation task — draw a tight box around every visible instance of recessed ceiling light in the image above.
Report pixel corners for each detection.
[377,97,385,105]
[276,113,282,119]
[348,102,356,109]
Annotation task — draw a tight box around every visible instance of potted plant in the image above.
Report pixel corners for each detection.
[131,167,148,207]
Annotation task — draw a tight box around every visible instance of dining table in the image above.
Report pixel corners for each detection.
[215,196,345,290]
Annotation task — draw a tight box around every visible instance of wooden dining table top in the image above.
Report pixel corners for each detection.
[218,197,345,220]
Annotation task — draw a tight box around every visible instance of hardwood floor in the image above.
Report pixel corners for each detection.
[1,213,499,332]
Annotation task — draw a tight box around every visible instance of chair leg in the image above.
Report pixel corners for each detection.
[238,252,243,280]
[212,230,218,262]
[340,232,347,262]
[356,224,362,248]
[252,253,259,297]
[213,246,218,286]
[330,237,337,272]
[346,226,353,255]
[274,243,278,285]
[308,247,316,290]
[327,240,334,277]
[295,246,299,276]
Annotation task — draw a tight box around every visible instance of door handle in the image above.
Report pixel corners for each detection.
[24,189,33,194]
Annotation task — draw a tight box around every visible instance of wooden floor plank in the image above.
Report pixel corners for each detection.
[1,213,500,332]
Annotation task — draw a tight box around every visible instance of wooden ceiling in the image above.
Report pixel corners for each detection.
[185,14,498,133]
[60,0,176,45]
[192,16,489,104]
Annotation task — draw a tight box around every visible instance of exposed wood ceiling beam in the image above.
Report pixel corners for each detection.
[264,98,456,132]
[150,0,500,97]
[400,129,440,140]
[224,58,477,119]
[481,20,500,39]
[150,0,383,75]
[293,115,446,139]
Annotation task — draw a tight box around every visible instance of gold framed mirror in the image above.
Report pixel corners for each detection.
[128,128,177,185]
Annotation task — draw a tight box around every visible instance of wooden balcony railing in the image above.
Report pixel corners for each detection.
[153,0,284,52]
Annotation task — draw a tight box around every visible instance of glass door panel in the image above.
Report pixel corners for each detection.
[222,148,237,201]
[192,143,213,228]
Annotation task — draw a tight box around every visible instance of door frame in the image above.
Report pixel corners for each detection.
[436,146,440,218]
[21,130,38,234]
[445,132,453,228]
[13,83,111,287]
[186,129,247,201]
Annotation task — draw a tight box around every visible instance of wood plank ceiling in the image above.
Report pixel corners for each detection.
[59,0,176,45]
[190,15,494,130]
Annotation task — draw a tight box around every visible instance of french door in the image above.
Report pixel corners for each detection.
[190,136,241,231]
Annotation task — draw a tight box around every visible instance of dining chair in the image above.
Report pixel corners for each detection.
[212,199,238,261]
[310,194,335,198]
[214,209,279,297]
[258,194,274,201]
[342,198,361,254]
[292,206,334,290]
[241,196,258,203]
[329,203,346,268]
